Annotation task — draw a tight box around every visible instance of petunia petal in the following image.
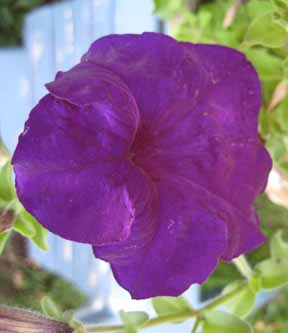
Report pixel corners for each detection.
[141,138,270,259]
[94,178,227,299]
[82,33,199,124]
[12,83,143,244]
[83,34,260,138]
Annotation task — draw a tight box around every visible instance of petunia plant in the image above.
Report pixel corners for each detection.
[0,1,288,332]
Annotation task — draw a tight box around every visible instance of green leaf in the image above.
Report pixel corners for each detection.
[70,319,85,333]
[256,258,288,289]
[61,310,74,323]
[283,57,288,80]
[272,0,288,12]
[249,276,262,294]
[202,311,253,333]
[270,230,288,258]
[119,311,149,333]
[245,49,283,82]
[0,231,10,255]
[13,215,36,238]
[0,161,16,201]
[254,194,288,236]
[247,0,274,17]
[41,296,62,320]
[152,296,191,317]
[276,97,288,131]
[61,310,84,333]
[19,209,49,251]
[153,0,188,19]
[222,282,256,318]
[244,13,287,48]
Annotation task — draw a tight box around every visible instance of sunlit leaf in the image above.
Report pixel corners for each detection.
[245,49,283,82]
[247,0,274,17]
[244,13,287,48]
[272,0,288,12]
[0,161,16,201]
[0,231,10,255]
[61,310,74,323]
[256,258,288,289]
[202,311,253,333]
[152,296,191,317]
[119,311,149,333]
[13,214,36,238]
[19,209,49,251]
[153,0,188,19]
[222,281,256,318]
[41,296,62,320]
[255,194,288,235]
[270,230,288,258]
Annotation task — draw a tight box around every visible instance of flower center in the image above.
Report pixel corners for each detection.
[129,125,157,172]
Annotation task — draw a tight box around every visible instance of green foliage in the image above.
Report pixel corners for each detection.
[0,160,49,254]
[202,311,253,333]
[40,296,84,331]
[244,13,287,48]
[119,311,149,333]
[0,0,60,46]
[245,49,283,82]
[0,255,87,312]
[41,295,62,320]
[17,209,49,251]
[270,230,288,258]
[0,161,16,201]
[152,296,191,317]
[153,0,191,19]
[256,258,288,289]
[250,287,288,332]
[222,281,256,318]
[0,231,10,254]
[255,194,288,235]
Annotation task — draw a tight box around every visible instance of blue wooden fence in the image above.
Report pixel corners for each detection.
[0,0,201,326]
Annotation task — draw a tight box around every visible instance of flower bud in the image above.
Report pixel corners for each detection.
[0,306,73,333]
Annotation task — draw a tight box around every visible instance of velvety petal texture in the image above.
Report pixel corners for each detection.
[13,32,272,299]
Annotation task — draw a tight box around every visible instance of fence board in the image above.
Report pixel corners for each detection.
[25,5,56,271]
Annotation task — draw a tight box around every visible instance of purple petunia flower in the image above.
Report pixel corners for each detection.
[12,33,272,299]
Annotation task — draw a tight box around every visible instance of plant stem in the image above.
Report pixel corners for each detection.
[191,319,201,333]
[233,255,254,280]
[202,281,246,312]
[85,325,124,333]
[84,282,247,333]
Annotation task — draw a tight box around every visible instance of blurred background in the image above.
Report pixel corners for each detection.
[1,1,288,332]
